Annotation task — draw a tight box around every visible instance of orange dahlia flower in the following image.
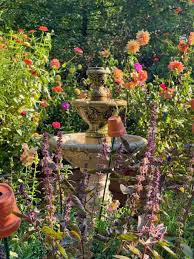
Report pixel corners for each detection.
[127,40,140,54]
[137,70,148,82]
[131,70,148,84]
[125,81,139,89]
[188,32,194,46]
[136,30,150,46]
[113,68,123,80]
[178,40,189,53]
[168,60,184,73]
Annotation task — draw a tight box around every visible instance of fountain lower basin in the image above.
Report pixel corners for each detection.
[50,133,147,169]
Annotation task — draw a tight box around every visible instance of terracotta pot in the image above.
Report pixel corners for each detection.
[191,99,194,110]
[108,116,126,137]
[0,183,21,239]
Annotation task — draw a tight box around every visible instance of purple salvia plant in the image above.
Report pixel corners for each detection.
[62,195,72,228]
[78,166,89,205]
[55,131,63,165]
[131,103,158,213]
[42,132,56,225]
[97,139,110,170]
[131,103,166,242]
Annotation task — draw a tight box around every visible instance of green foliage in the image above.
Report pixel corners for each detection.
[0,0,193,75]
[0,1,193,258]
[0,30,51,170]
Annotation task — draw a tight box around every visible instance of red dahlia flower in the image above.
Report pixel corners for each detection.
[52,86,63,92]
[52,122,61,129]
[38,26,49,32]
[24,59,33,66]
[74,47,83,55]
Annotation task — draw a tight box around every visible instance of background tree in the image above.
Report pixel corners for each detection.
[0,0,193,75]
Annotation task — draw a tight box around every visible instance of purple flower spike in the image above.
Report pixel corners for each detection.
[134,63,142,72]
[61,101,70,110]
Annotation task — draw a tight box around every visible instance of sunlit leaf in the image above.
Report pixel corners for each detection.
[56,243,68,259]
[179,187,185,193]
[42,226,65,240]
[160,245,178,258]
[70,230,81,241]
[127,245,141,256]
[150,249,163,259]
[119,233,138,241]
[10,251,18,258]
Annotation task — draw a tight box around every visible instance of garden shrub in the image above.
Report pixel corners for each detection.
[0,30,51,170]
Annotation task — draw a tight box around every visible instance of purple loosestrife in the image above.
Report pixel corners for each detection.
[42,132,56,225]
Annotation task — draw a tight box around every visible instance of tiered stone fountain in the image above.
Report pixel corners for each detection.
[50,67,147,205]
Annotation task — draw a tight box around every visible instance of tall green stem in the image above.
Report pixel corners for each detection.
[31,163,37,206]
[3,238,10,259]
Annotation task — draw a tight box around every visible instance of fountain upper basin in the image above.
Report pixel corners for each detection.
[50,133,147,169]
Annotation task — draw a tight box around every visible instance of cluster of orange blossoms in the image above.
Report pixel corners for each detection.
[113,68,124,85]
[125,70,148,89]
[113,67,148,89]
[177,32,194,53]
[168,60,184,73]
[188,32,194,45]
[127,30,150,54]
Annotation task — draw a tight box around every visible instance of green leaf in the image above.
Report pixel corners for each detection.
[160,245,178,258]
[119,233,138,241]
[127,245,141,256]
[70,230,81,241]
[180,243,193,259]
[150,249,163,259]
[42,226,65,240]
[16,129,22,136]
[56,243,68,259]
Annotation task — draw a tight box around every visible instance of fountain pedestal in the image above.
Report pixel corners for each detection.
[50,67,147,210]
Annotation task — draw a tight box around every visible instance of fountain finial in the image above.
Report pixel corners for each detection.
[87,67,111,101]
